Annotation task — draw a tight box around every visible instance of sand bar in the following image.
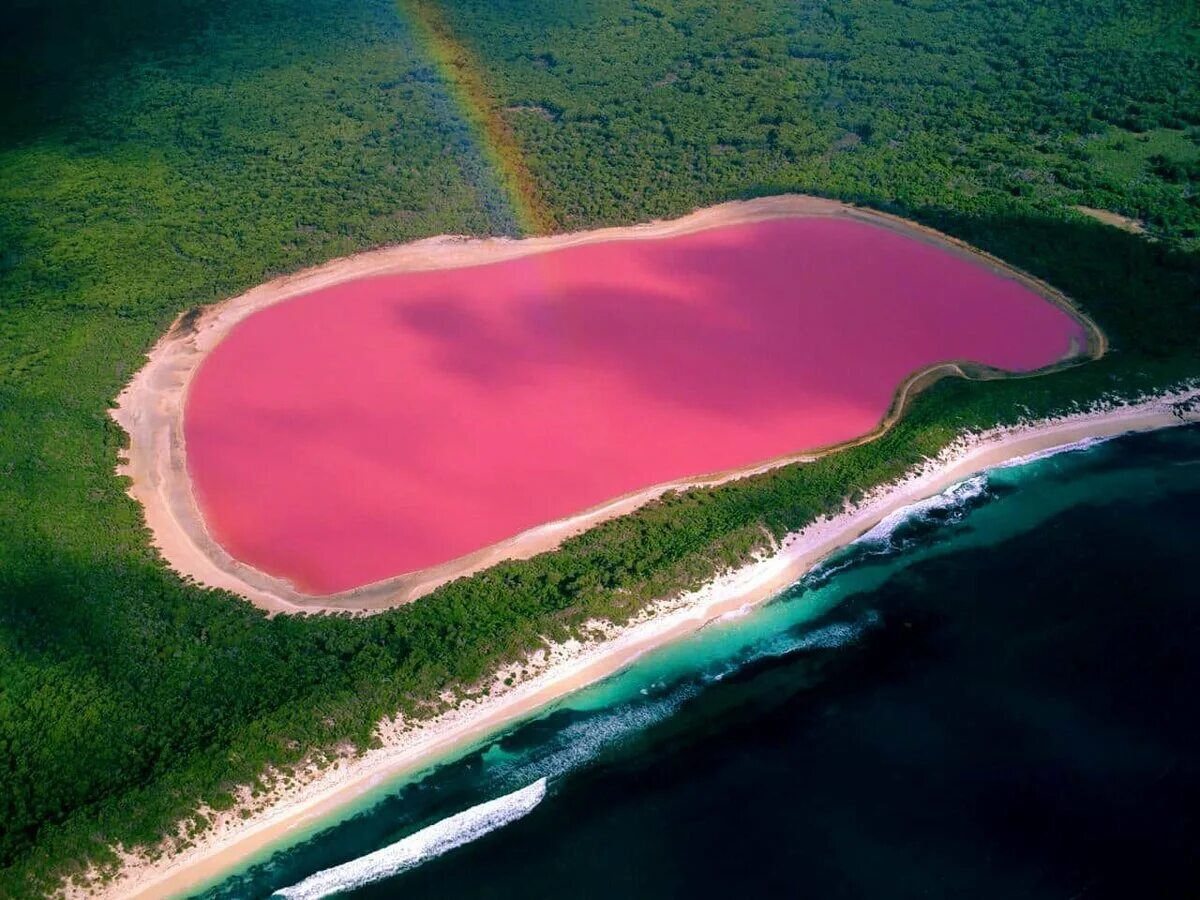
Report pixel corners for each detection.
[82,391,1195,900]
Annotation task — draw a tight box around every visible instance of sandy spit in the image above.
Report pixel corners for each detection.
[110,194,1104,614]
[70,390,1196,900]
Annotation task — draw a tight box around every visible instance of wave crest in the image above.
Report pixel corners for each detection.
[272,778,547,900]
[995,435,1114,470]
[859,475,990,547]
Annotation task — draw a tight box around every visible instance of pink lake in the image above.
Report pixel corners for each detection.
[185,217,1086,594]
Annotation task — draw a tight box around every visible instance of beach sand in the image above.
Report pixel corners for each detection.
[111,195,1103,614]
[77,391,1195,900]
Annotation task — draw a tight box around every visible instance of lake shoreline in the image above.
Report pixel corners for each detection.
[76,390,1196,900]
[110,194,1103,614]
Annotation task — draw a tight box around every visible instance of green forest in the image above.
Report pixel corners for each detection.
[1,0,1197,895]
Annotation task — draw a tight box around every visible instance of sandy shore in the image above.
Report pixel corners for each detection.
[76,391,1195,900]
[111,194,1103,614]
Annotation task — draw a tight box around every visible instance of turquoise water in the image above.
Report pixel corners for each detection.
[199,424,1200,899]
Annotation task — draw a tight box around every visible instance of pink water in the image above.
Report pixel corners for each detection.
[185,217,1086,594]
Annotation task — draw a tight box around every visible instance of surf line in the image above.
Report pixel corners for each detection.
[272,778,548,899]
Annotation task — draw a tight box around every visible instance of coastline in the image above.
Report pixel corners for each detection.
[111,194,1104,614]
[82,391,1197,900]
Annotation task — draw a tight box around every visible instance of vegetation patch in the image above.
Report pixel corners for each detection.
[0,0,1197,895]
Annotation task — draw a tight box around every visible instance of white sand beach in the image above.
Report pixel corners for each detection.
[74,390,1195,900]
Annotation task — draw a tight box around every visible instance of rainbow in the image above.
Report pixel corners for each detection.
[400,0,554,236]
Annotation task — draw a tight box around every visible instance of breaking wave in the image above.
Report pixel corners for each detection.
[751,609,879,658]
[994,435,1115,470]
[704,609,881,682]
[500,689,698,786]
[808,439,1118,585]
[791,612,881,650]
[271,778,547,900]
[859,475,990,547]
[804,475,992,588]
[718,603,755,622]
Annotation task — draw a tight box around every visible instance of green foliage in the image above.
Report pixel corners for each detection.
[0,0,1198,895]
[438,0,1200,243]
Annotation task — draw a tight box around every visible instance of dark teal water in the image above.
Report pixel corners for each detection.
[200,425,1200,900]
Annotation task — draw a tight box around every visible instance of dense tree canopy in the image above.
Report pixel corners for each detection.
[0,0,1197,894]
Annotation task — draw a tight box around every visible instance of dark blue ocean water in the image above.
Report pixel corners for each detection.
[201,425,1200,900]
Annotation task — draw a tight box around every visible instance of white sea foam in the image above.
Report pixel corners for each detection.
[760,609,879,656]
[503,690,696,785]
[271,778,547,900]
[718,603,755,622]
[993,434,1115,470]
[704,610,881,682]
[857,474,990,546]
[791,611,881,650]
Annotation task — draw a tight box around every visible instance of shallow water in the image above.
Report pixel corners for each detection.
[198,424,1200,900]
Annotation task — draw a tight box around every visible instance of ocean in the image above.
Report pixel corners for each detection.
[198,424,1200,899]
